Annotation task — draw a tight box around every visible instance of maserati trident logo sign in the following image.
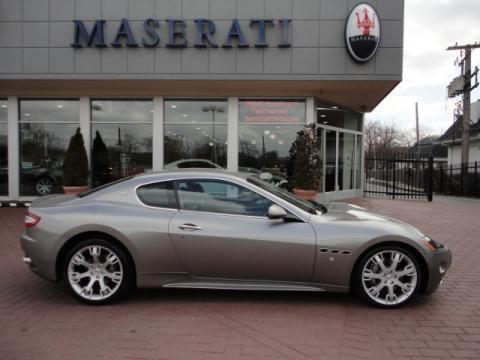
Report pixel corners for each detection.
[345,3,380,63]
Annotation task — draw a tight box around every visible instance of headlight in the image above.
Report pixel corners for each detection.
[421,236,446,252]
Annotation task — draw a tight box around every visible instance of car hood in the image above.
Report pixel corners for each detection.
[310,202,425,241]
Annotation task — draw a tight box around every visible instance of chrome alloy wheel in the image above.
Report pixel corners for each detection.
[361,250,418,306]
[67,245,123,301]
[35,178,53,195]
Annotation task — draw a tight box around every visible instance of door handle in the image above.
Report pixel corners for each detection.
[179,223,203,231]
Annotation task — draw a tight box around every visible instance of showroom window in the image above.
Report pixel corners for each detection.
[238,100,306,179]
[164,99,228,169]
[19,99,80,196]
[91,99,153,187]
[0,99,7,196]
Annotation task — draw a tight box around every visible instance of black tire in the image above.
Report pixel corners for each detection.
[35,177,54,195]
[353,245,423,308]
[62,239,134,305]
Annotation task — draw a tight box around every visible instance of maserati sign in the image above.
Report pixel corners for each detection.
[345,3,381,63]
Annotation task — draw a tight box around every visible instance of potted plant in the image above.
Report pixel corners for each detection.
[289,124,322,200]
[63,128,89,195]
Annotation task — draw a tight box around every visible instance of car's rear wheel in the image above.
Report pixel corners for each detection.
[354,246,422,308]
[63,239,134,305]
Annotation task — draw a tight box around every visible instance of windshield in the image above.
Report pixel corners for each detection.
[247,177,326,214]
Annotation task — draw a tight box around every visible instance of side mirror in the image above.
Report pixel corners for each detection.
[267,204,287,220]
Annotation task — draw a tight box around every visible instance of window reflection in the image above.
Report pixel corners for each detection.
[325,130,336,192]
[91,100,153,123]
[317,103,362,131]
[164,100,228,168]
[20,100,79,122]
[238,99,306,183]
[0,99,7,196]
[356,135,362,189]
[338,132,355,191]
[239,124,304,176]
[19,100,80,196]
[91,100,153,187]
[164,124,227,168]
[0,123,7,196]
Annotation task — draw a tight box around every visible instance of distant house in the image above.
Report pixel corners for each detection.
[437,100,480,165]
[408,136,448,164]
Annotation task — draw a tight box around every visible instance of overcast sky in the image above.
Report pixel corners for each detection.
[367,0,480,136]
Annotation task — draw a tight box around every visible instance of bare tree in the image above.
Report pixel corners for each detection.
[365,120,440,160]
[364,120,407,159]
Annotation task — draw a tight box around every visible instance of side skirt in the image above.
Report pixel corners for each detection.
[137,274,350,293]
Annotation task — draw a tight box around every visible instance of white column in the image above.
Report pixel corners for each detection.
[306,97,316,125]
[152,97,164,171]
[227,97,239,172]
[79,97,91,169]
[7,96,19,200]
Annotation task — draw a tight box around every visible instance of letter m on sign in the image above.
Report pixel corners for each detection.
[71,20,107,48]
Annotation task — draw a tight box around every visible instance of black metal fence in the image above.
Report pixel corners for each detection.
[365,155,480,200]
[364,155,434,201]
[433,162,480,198]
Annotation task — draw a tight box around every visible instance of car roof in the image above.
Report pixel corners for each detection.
[132,169,250,182]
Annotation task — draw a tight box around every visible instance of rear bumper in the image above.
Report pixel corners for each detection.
[20,231,57,282]
[423,248,452,295]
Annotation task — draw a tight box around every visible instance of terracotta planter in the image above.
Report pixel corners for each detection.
[63,186,89,195]
[293,188,318,201]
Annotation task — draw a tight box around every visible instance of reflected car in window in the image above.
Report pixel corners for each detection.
[21,162,64,196]
[164,159,223,170]
[21,171,451,308]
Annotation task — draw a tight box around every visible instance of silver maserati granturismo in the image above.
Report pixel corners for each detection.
[21,170,451,308]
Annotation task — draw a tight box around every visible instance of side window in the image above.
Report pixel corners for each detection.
[136,181,177,209]
[176,179,273,216]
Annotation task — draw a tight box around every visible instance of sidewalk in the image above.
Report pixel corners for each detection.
[1,197,479,360]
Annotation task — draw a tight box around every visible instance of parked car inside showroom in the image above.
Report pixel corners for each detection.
[21,170,451,308]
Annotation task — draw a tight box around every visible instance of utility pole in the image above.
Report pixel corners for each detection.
[447,43,480,165]
[415,102,420,159]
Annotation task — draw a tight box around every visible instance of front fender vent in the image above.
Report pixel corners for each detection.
[319,248,352,255]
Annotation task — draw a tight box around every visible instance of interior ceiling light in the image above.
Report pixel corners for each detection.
[171,105,177,109]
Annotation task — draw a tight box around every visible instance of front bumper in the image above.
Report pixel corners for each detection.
[423,248,452,295]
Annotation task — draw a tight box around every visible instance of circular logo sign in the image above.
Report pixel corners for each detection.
[345,3,381,63]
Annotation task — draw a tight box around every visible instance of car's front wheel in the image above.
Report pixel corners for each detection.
[354,246,422,308]
[63,239,134,305]
[35,177,53,195]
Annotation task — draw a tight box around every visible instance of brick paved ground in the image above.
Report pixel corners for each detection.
[1,197,480,360]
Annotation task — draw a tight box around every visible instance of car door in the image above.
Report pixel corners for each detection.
[168,178,316,282]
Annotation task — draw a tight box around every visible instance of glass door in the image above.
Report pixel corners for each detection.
[325,129,337,192]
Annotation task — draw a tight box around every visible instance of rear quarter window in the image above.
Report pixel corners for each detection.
[136,181,177,209]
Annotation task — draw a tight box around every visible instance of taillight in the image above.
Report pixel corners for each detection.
[25,212,41,228]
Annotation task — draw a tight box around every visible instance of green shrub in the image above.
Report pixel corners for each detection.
[289,124,322,191]
[63,128,89,186]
